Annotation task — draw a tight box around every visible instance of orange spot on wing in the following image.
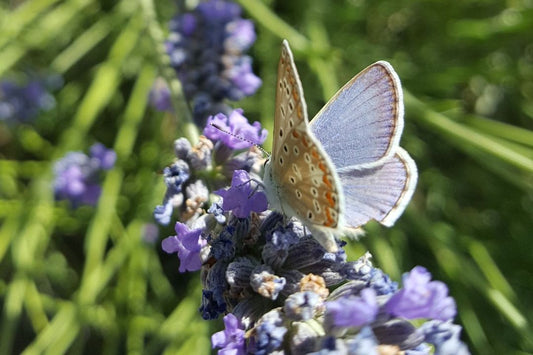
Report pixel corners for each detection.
[325,191,335,206]
[301,136,310,148]
[292,131,300,138]
[323,174,333,189]
[324,208,335,227]
[292,91,299,101]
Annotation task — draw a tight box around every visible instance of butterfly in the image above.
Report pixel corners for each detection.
[263,40,418,252]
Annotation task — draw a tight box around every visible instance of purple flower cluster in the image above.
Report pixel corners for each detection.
[53,143,116,206]
[159,164,468,353]
[0,78,57,123]
[164,0,261,124]
[153,109,266,226]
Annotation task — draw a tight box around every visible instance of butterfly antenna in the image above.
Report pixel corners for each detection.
[210,123,270,157]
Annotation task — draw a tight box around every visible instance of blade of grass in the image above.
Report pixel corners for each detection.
[79,63,154,292]
[58,12,143,152]
[405,90,533,174]
[50,17,116,74]
[462,114,533,148]
[0,0,94,76]
[0,0,62,49]
[0,275,27,355]
[236,0,310,51]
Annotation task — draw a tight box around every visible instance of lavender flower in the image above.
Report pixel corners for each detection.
[325,288,378,328]
[90,142,117,169]
[215,170,267,218]
[284,291,322,321]
[158,181,468,353]
[0,78,57,123]
[158,194,469,354]
[204,109,267,149]
[53,143,115,206]
[385,266,457,321]
[153,138,207,225]
[419,320,470,355]
[165,0,261,124]
[211,313,246,355]
[344,326,379,355]
[162,222,207,273]
[154,112,265,226]
[249,309,287,355]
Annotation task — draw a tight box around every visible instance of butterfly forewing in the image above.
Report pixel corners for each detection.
[271,40,344,232]
[272,41,307,159]
[310,61,404,169]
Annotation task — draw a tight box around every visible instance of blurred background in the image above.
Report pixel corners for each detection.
[1,0,533,353]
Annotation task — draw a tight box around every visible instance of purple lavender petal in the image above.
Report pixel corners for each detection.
[90,143,116,170]
[215,170,267,218]
[326,288,378,328]
[385,266,457,321]
[162,222,206,273]
[225,19,256,51]
[211,313,246,354]
[204,109,266,149]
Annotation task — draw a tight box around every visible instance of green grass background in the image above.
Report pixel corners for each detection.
[1,0,533,353]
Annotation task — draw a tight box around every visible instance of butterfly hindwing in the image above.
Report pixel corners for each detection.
[338,147,417,228]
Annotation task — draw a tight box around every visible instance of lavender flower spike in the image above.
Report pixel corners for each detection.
[53,143,115,206]
[0,78,57,122]
[165,0,261,123]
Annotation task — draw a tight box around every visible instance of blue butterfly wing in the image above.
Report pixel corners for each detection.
[310,61,403,169]
[338,148,417,228]
[310,61,416,228]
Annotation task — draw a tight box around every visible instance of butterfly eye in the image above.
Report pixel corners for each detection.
[263,158,270,167]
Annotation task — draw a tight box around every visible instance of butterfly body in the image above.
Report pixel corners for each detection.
[263,40,417,252]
